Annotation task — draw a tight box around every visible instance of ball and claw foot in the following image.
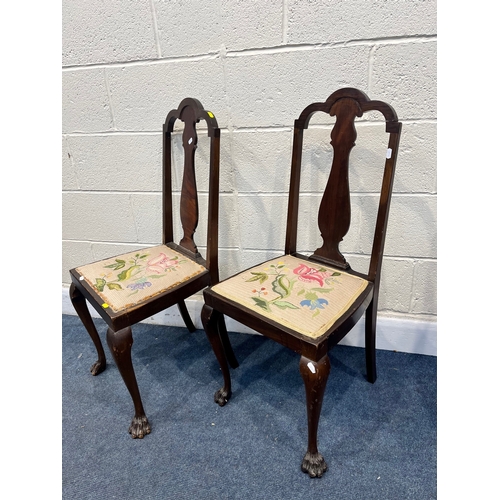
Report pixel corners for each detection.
[90,360,106,376]
[128,416,151,439]
[214,388,231,407]
[301,452,328,478]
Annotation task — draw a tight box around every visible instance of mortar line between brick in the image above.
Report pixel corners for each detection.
[62,53,220,71]
[409,258,418,313]
[368,45,377,94]
[282,0,288,44]
[63,190,436,199]
[149,0,162,59]
[128,194,141,245]
[221,192,436,198]
[62,119,436,137]
[225,36,437,57]
[103,69,116,130]
[61,35,436,71]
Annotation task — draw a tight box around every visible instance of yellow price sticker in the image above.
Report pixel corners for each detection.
[102,303,109,309]
[207,111,214,118]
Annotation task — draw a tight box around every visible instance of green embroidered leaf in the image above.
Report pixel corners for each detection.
[297,289,305,296]
[325,276,341,285]
[305,291,319,301]
[95,278,106,292]
[107,283,123,290]
[311,287,334,293]
[139,255,148,260]
[246,272,268,284]
[273,300,299,310]
[104,259,126,270]
[318,267,327,272]
[312,310,320,318]
[117,265,140,281]
[331,272,341,276]
[272,275,291,299]
[148,274,166,279]
[251,297,271,312]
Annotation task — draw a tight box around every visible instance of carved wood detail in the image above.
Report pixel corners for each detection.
[313,97,363,268]
[178,105,199,254]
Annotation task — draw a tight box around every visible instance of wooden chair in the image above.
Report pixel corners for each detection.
[201,88,402,477]
[69,98,237,439]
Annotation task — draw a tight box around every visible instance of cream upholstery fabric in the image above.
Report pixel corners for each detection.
[76,245,206,313]
[211,255,369,339]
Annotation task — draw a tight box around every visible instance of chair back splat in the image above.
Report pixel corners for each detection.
[163,98,221,285]
[201,88,402,478]
[286,87,401,280]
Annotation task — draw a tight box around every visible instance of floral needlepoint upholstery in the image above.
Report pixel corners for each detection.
[75,245,206,313]
[211,255,369,339]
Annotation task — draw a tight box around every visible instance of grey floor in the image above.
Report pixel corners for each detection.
[62,314,437,499]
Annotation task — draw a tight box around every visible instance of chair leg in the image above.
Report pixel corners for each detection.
[299,354,331,478]
[177,299,196,333]
[217,314,239,369]
[201,304,232,406]
[69,283,106,376]
[106,326,151,439]
[365,300,377,384]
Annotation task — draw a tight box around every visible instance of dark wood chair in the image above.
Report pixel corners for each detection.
[201,88,402,477]
[69,98,237,439]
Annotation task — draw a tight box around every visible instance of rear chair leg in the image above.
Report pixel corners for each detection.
[69,283,106,376]
[217,314,239,369]
[365,300,377,384]
[299,354,331,478]
[106,326,151,438]
[177,299,197,333]
[201,304,233,406]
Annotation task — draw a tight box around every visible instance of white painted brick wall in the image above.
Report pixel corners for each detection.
[62,0,157,65]
[62,0,437,334]
[67,134,163,191]
[62,70,112,132]
[225,47,371,127]
[286,0,437,43]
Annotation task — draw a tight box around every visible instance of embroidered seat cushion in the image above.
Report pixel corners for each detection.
[75,245,206,313]
[211,255,369,339]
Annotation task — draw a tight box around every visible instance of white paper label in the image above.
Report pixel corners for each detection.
[386,148,392,159]
[307,362,316,374]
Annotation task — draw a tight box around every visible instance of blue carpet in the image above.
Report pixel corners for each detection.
[62,314,436,499]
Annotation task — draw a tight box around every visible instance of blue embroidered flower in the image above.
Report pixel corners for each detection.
[300,298,328,310]
[127,281,152,290]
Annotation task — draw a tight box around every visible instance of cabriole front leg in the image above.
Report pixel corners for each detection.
[69,283,106,376]
[201,304,232,406]
[106,326,151,438]
[299,354,331,478]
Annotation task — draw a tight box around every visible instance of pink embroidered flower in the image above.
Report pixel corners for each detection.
[293,264,329,286]
[146,253,178,274]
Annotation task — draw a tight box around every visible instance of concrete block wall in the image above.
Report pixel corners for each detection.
[62,0,437,354]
